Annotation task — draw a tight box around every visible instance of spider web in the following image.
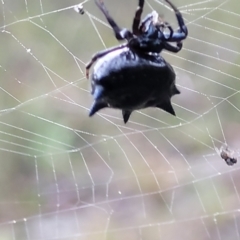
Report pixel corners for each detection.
[0,0,240,239]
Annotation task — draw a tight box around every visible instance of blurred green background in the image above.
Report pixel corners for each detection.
[0,0,240,239]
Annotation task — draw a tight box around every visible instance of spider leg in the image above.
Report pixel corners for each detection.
[139,12,155,33]
[162,41,182,53]
[132,0,144,35]
[163,0,188,42]
[95,0,133,40]
[157,21,174,40]
[164,22,174,39]
[86,44,127,78]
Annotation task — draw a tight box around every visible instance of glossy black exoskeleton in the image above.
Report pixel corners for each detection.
[91,48,180,123]
[84,0,188,123]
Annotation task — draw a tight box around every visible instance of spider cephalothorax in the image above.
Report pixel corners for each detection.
[85,0,188,123]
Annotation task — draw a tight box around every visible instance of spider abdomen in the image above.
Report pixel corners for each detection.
[84,0,188,123]
[89,47,180,123]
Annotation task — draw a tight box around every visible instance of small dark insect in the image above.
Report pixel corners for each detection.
[218,145,237,166]
[74,3,84,15]
[86,0,188,123]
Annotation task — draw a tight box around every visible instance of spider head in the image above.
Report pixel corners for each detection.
[128,10,167,53]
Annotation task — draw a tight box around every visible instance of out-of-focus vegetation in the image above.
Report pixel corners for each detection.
[0,0,240,239]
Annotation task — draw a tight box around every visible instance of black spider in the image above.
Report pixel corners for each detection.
[85,0,188,123]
